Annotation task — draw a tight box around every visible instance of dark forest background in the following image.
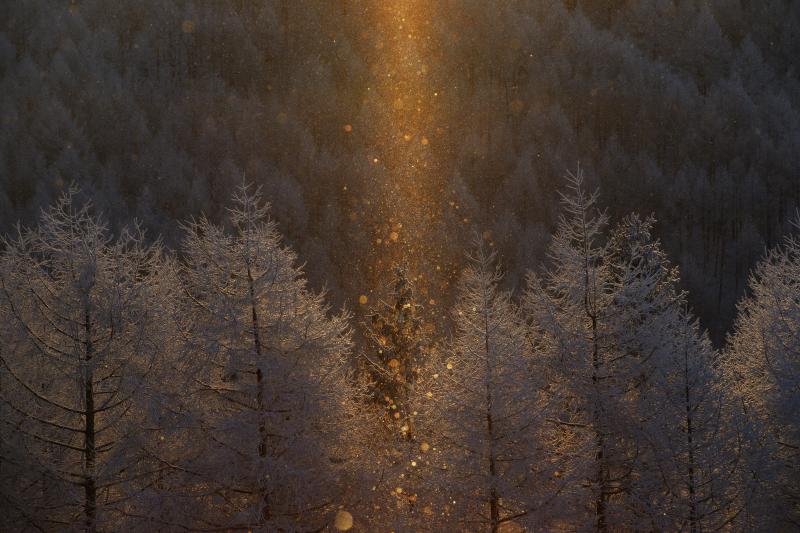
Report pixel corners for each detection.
[2,0,799,343]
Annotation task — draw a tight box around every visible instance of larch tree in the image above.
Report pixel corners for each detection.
[0,188,177,531]
[361,266,426,438]
[177,183,371,531]
[353,264,506,533]
[419,238,545,533]
[605,214,743,531]
[725,216,800,530]
[523,171,715,530]
[523,170,624,531]
[646,309,746,532]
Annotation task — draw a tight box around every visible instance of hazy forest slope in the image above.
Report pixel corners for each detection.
[1,1,799,341]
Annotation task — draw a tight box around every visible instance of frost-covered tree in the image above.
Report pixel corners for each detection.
[176,183,369,531]
[523,171,736,530]
[349,265,464,532]
[524,170,634,531]
[361,266,426,438]
[418,238,545,532]
[0,188,176,531]
[3,0,800,344]
[606,214,744,531]
[725,216,800,529]
[644,309,747,532]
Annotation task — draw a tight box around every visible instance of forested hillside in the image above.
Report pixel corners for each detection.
[2,1,799,340]
[1,2,799,531]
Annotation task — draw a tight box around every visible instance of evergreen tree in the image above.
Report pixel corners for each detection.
[362,266,426,439]
[725,215,800,529]
[355,267,437,532]
[523,171,738,530]
[606,214,743,531]
[176,183,370,531]
[0,188,176,531]
[421,239,544,532]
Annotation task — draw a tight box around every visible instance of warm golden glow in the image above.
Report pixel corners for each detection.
[353,2,462,315]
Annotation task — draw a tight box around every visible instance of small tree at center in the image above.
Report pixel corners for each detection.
[362,266,426,439]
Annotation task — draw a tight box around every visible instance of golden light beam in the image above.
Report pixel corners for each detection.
[353,2,464,319]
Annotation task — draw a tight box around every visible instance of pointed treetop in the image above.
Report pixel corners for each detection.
[228,179,271,233]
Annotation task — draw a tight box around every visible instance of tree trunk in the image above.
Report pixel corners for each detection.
[484,305,500,533]
[248,266,270,524]
[684,343,698,533]
[591,313,607,533]
[83,304,97,533]
[582,208,607,533]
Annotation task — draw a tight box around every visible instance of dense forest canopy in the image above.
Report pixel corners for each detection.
[2,0,799,340]
[1,1,799,531]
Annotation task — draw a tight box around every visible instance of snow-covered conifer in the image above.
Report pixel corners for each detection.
[0,188,176,531]
[524,171,740,530]
[418,237,544,532]
[176,182,370,531]
[725,215,800,529]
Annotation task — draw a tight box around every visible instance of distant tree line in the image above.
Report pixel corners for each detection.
[1,1,799,340]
